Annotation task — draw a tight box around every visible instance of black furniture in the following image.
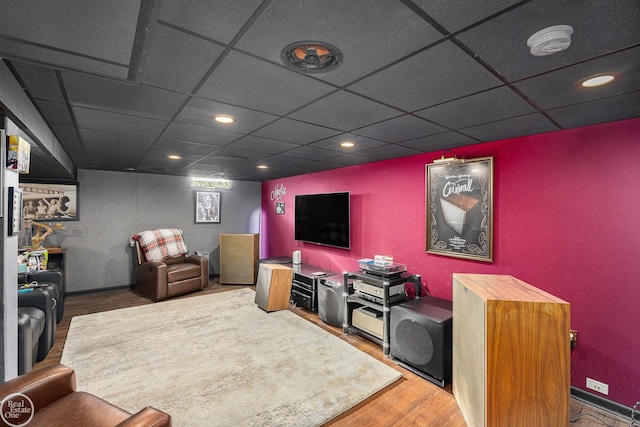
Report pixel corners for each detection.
[17,307,46,374]
[20,269,65,323]
[343,266,421,356]
[18,286,57,361]
[289,263,339,313]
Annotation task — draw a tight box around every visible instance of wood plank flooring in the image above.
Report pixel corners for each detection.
[36,281,631,427]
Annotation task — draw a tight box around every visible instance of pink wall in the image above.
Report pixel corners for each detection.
[261,117,640,407]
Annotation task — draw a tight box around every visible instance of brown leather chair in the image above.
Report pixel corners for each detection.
[0,364,171,426]
[130,228,208,301]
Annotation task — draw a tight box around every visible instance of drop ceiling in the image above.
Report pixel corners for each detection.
[1,0,639,181]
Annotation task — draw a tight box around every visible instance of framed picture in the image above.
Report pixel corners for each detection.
[19,181,79,221]
[426,156,494,262]
[195,191,220,223]
[276,202,285,215]
[8,186,23,236]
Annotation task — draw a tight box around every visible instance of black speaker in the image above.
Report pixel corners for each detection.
[390,296,453,387]
[318,278,344,327]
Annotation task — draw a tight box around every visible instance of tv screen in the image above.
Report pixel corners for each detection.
[295,192,350,249]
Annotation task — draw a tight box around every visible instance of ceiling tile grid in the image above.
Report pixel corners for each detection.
[0,0,638,180]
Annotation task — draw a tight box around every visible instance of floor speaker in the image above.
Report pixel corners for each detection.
[318,278,344,327]
[390,296,453,387]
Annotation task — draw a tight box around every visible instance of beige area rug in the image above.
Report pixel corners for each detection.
[61,288,402,426]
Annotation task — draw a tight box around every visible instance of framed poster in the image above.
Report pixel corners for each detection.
[195,191,220,223]
[19,181,79,221]
[426,156,494,262]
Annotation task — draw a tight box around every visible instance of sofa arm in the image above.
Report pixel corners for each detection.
[115,406,172,427]
[0,364,76,411]
[135,261,168,301]
[185,255,208,289]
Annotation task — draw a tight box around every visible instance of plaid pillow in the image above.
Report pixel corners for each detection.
[131,229,188,262]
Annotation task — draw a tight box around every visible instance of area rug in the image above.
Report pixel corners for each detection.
[61,288,402,426]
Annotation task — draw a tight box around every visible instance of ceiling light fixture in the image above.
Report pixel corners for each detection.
[340,141,355,148]
[257,165,268,169]
[527,25,573,56]
[214,115,235,124]
[190,177,232,189]
[167,154,181,160]
[281,41,343,74]
[577,73,618,88]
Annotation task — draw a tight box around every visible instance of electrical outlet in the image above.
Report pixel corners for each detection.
[570,329,578,349]
[586,378,609,395]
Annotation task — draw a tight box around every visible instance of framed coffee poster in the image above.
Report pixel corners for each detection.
[426,156,494,262]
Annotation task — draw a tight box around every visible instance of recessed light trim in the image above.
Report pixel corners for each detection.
[578,74,617,88]
[214,115,235,124]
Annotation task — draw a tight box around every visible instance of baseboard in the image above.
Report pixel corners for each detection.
[571,386,635,420]
[66,284,132,296]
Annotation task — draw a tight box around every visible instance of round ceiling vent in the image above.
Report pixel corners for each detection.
[527,25,574,56]
[281,41,343,74]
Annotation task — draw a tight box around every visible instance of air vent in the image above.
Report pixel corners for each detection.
[281,41,343,74]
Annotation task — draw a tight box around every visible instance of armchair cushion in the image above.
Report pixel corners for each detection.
[130,229,188,262]
[0,364,171,427]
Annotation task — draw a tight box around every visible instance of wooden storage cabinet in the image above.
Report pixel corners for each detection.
[254,264,293,312]
[452,274,570,427]
[219,234,259,284]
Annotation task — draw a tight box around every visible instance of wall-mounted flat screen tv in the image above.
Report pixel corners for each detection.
[295,192,350,249]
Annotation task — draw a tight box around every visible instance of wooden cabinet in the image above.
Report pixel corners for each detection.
[452,274,570,427]
[254,264,293,312]
[219,234,259,284]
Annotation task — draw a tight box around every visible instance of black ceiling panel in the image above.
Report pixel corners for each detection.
[0,0,638,180]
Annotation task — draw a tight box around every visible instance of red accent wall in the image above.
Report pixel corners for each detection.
[261,117,640,407]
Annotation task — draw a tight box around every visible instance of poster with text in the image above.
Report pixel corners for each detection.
[426,156,493,262]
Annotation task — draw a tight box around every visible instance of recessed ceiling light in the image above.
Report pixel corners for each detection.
[214,115,235,124]
[257,165,268,169]
[168,154,181,160]
[340,141,355,148]
[578,73,618,88]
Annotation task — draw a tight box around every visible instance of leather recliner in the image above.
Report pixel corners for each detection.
[20,269,65,322]
[0,364,172,426]
[18,288,56,361]
[130,229,208,302]
[17,307,45,374]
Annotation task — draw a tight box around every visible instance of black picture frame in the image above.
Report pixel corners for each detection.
[8,186,23,236]
[195,191,221,223]
[426,156,494,262]
[276,202,285,215]
[19,180,80,221]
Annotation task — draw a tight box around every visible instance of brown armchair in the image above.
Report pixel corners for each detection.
[0,364,171,426]
[130,228,208,301]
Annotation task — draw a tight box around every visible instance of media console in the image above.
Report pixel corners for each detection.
[343,266,421,357]
[287,263,339,313]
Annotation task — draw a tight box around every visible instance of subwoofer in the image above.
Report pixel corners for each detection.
[390,296,453,387]
[318,279,344,327]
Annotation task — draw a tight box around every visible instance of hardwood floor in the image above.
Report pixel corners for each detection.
[36,281,630,427]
